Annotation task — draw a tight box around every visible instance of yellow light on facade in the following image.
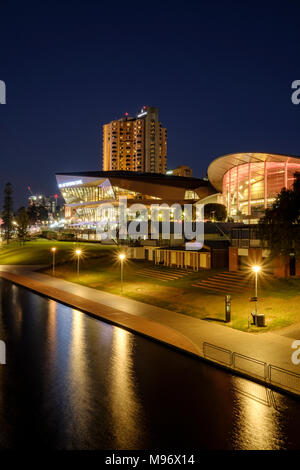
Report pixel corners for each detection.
[119,253,126,261]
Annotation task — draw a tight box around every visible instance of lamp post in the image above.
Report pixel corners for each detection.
[51,247,56,276]
[75,249,82,276]
[119,253,126,293]
[252,265,261,315]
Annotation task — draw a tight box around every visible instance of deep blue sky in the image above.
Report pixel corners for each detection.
[1,0,300,209]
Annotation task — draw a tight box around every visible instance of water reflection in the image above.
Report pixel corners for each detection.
[46,300,57,363]
[109,327,145,449]
[231,377,286,449]
[0,279,300,449]
[67,308,92,443]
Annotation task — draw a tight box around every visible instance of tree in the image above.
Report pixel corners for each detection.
[16,207,30,245]
[2,183,14,244]
[259,178,300,260]
[204,203,227,221]
[38,205,49,221]
[27,203,49,224]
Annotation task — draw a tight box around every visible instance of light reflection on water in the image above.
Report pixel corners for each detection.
[67,308,91,442]
[109,328,145,449]
[0,279,300,450]
[231,377,286,450]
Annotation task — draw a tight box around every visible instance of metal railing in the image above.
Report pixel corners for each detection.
[203,342,232,366]
[269,365,300,393]
[233,352,268,379]
[203,341,300,394]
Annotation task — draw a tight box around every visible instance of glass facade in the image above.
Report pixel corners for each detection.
[61,181,162,208]
[61,180,115,204]
[223,161,300,217]
[61,178,172,225]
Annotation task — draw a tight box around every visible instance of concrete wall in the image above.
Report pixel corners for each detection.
[273,255,289,278]
[229,247,238,271]
[229,246,300,278]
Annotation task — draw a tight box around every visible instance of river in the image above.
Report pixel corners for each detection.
[0,279,300,450]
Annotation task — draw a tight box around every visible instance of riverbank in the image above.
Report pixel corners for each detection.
[1,265,300,398]
[2,240,300,333]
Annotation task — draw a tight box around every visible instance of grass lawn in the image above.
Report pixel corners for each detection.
[1,238,300,334]
[40,252,300,334]
[0,238,115,265]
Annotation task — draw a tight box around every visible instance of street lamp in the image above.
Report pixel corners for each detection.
[252,265,261,315]
[75,249,82,276]
[119,253,126,293]
[51,247,56,275]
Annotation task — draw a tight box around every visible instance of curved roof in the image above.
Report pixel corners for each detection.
[56,170,209,189]
[56,170,216,201]
[207,152,300,192]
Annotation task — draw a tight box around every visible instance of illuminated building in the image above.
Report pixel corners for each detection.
[208,153,300,277]
[208,152,300,221]
[102,106,167,174]
[56,171,215,227]
[56,152,300,277]
[28,194,58,214]
[57,152,300,228]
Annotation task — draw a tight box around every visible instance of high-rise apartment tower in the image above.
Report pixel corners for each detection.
[102,106,167,173]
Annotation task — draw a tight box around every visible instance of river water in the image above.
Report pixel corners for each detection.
[0,279,300,450]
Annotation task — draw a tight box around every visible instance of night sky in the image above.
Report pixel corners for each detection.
[1,1,300,209]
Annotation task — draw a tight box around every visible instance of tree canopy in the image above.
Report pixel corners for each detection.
[204,203,227,221]
[1,183,14,244]
[16,207,30,244]
[259,175,300,259]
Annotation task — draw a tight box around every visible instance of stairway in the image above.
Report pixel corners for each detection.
[192,271,251,294]
[137,266,191,282]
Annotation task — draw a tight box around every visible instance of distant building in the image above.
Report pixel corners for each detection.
[28,194,59,216]
[102,106,167,174]
[166,165,193,177]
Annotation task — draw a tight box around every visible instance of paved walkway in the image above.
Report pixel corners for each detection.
[0,265,300,396]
